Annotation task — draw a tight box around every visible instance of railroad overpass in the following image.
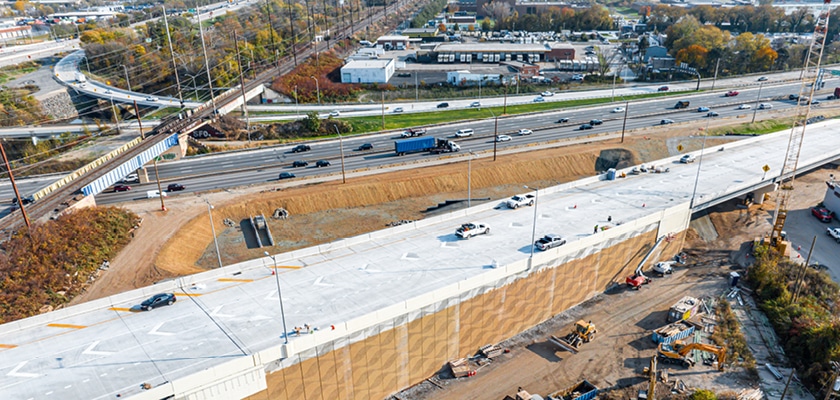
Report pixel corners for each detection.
[1,121,838,399]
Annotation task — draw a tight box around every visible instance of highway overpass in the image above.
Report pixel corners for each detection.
[0,121,838,399]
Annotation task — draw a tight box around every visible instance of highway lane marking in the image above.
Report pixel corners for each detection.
[209,306,233,318]
[108,307,134,312]
[6,361,39,378]
[148,322,176,336]
[218,278,254,282]
[275,265,302,270]
[0,344,17,349]
[46,323,86,330]
[82,341,115,356]
[174,293,202,297]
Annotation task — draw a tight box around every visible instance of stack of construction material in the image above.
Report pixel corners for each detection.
[480,343,503,358]
[737,388,764,400]
[448,358,473,378]
[652,320,695,344]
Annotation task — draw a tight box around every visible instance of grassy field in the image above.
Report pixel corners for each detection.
[0,62,40,85]
[708,117,797,136]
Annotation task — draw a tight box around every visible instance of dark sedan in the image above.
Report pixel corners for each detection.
[579,124,593,130]
[279,172,296,180]
[316,160,331,167]
[292,160,309,168]
[167,183,185,192]
[141,293,176,311]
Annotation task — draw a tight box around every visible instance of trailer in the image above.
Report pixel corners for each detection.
[395,136,436,155]
[547,380,599,400]
[667,296,701,322]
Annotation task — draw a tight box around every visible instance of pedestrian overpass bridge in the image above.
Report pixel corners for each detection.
[0,121,838,400]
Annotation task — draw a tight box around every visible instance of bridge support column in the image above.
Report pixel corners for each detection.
[138,167,150,184]
[751,183,777,205]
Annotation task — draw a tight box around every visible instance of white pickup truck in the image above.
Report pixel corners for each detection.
[506,194,535,209]
[456,222,490,239]
[826,227,840,243]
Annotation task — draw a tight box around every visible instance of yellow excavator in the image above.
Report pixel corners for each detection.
[657,340,726,371]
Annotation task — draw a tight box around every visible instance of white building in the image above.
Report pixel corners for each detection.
[340,59,395,83]
[446,70,502,86]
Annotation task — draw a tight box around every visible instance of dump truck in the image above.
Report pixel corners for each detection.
[657,340,726,370]
[546,380,599,400]
[549,320,597,354]
[395,136,436,155]
[429,138,461,154]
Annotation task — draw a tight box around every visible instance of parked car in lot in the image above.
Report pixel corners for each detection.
[315,160,331,167]
[579,124,593,130]
[495,135,512,142]
[725,91,739,97]
[518,129,533,136]
[114,184,131,192]
[759,103,773,110]
[292,160,309,167]
[167,183,185,192]
[535,234,566,251]
[590,119,603,125]
[357,143,374,151]
[278,172,296,179]
[680,154,696,163]
[697,107,710,112]
[826,227,840,242]
[292,144,311,153]
[812,206,833,222]
[653,261,674,274]
[557,117,569,123]
[141,293,176,311]
[455,222,490,239]
[658,86,669,91]
[660,119,675,125]
[437,102,449,108]
[738,104,751,109]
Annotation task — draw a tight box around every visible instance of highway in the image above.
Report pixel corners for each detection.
[2,119,839,400]
[0,39,80,68]
[86,80,836,205]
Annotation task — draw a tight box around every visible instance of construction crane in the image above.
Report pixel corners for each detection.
[771,0,833,249]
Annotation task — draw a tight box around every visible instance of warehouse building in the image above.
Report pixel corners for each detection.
[340,59,396,83]
[432,43,549,64]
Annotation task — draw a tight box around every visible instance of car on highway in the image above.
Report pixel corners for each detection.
[658,86,669,91]
[145,96,159,102]
[707,111,719,117]
[291,144,311,153]
[495,135,512,142]
[455,128,474,137]
[680,154,696,163]
[455,222,490,239]
[357,143,374,151]
[590,119,603,125]
[812,100,821,105]
[167,183,185,192]
[812,206,833,222]
[278,172,296,179]
[146,190,167,199]
[541,91,554,97]
[104,89,112,94]
[725,91,739,97]
[122,173,139,183]
[437,102,449,108]
[533,96,545,102]
[11,196,34,206]
[557,117,570,123]
[113,184,131,192]
[518,129,533,136]
[758,76,768,82]
[790,94,800,100]
[292,160,309,167]
[697,107,710,112]
[328,110,340,117]
[315,160,331,167]
[535,234,566,251]
[660,119,675,125]
[738,104,752,109]
[393,107,404,113]
[579,124,593,130]
[759,103,773,110]
[141,293,176,311]
[470,101,481,108]
[612,107,625,113]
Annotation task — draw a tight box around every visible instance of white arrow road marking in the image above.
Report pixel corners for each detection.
[148,322,175,336]
[209,306,233,318]
[313,276,334,287]
[82,341,115,356]
[6,361,39,378]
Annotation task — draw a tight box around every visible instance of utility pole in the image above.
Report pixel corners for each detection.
[751,82,764,123]
[153,157,166,211]
[133,100,144,139]
[162,5,184,107]
[197,8,217,114]
[381,91,385,129]
[792,235,817,303]
[232,30,251,138]
[286,0,298,66]
[1,141,31,229]
[265,0,278,68]
[620,101,629,143]
[711,58,721,91]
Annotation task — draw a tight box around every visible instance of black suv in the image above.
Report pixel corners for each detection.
[590,119,603,125]
[437,102,449,108]
[167,183,185,192]
[279,172,296,179]
[357,143,373,151]
[557,117,569,123]
[316,160,331,167]
[292,160,309,167]
[292,144,311,153]
[141,293,176,311]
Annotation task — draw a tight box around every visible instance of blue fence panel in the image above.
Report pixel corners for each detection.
[81,133,180,196]
[652,324,695,344]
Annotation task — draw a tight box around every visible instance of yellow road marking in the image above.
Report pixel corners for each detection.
[276,265,302,270]
[108,307,134,312]
[218,278,254,283]
[174,293,202,297]
[47,323,86,329]
[0,344,17,349]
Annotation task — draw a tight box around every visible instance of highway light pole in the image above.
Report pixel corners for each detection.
[197,9,217,115]
[488,108,498,161]
[162,5,184,107]
[204,199,223,269]
[121,64,131,92]
[689,117,713,209]
[232,30,251,139]
[751,82,764,123]
[620,101,629,143]
[310,75,321,105]
[524,185,539,270]
[333,124,346,184]
[264,252,290,344]
[467,151,477,207]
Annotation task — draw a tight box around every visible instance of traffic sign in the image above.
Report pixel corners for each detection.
[677,144,684,152]
[762,165,770,172]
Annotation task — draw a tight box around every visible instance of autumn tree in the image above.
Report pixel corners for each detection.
[676,44,709,70]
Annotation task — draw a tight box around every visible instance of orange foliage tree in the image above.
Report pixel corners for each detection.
[271,51,360,104]
[676,44,709,70]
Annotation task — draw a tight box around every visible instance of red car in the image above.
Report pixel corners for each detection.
[114,184,131,192]
[658,86,669,92]
[812,207,833,222]
[725,91,739,97]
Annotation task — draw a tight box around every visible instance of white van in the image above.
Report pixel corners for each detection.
[455,128,474,137]
[146,190,168,199]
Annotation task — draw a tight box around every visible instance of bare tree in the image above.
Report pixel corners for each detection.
[482,1,511,22]
[595,46,621,78]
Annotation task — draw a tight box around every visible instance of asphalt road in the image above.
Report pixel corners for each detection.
[86,81,836,205]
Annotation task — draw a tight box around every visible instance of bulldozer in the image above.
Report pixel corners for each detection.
[549,320,597,354]
[657,340,726,371]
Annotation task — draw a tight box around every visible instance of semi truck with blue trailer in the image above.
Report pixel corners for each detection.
[395,137,460,156]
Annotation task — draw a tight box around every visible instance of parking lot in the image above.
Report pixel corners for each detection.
[782,168,840,280]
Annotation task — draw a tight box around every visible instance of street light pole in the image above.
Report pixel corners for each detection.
[751,82,764,123]
[293,85,299,115]
[611,72,617,102]
[689,117,713,209]
[524,185,539,270]
[121,64,131,92]
[205,199,223,269]
[264,252,290,344]
[310,75,320,105]
[620,101,629,143]
[333,125,346,184]
[467,151,476,207]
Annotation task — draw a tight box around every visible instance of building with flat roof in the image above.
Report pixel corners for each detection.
[432,43,549,64]
[500,61,540,77]
[401,27,439,38]
[375,35,410,49]
[340,59,396,83]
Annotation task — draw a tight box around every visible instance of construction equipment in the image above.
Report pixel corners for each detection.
[770,0,832,252]
[657,340,726,370]
[550,320,597,354]
[546,380,599,400]
[639,356,658,400]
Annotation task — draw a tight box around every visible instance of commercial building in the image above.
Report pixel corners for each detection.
[446,70,504,85]
[401,27,439,38]
[340,59,396,83]
[375,35,410,50]
[432,43,549,64]
[547,42,575,61]
[500,61,540,77]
